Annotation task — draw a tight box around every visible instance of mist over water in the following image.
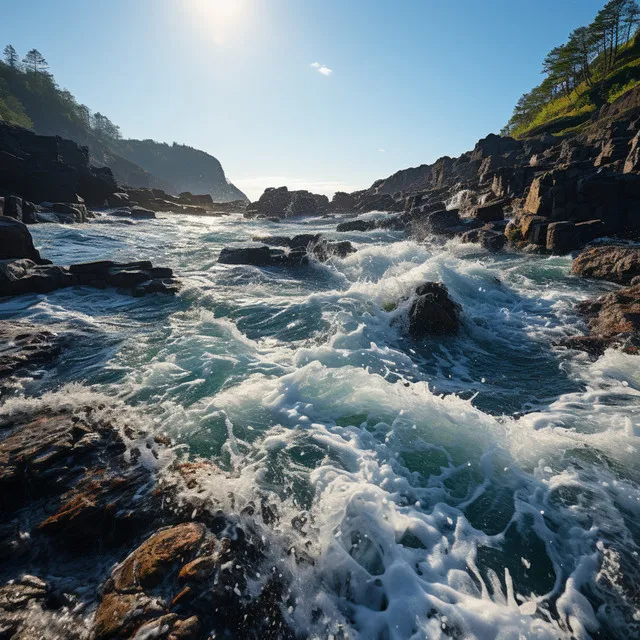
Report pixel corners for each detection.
[5,213,640,639]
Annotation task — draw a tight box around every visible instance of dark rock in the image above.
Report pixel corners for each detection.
[571,246,640,284]
[4,195,22,221]
[336,219,377,232]
[546,221,581,254]
[0,216,46,263]
[22,200,37,224]
[248,186,329,219]
[0,121,116,206]
[428,209,461,234]
[218,246,309,267]
[311,240,356,261]
[106,192,130,208]
[130,206,156,219]
[0,258,178,298]
[473,200,505,223]
[562,283,640,355]
[329,191,357,212]
[0,321,63,378]
[408,282,461,338]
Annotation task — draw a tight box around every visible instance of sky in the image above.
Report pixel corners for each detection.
[2,0,607,200]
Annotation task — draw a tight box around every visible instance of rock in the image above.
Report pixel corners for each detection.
[310,240,356,261]
[473,200,505,223]
[571,246,640,284]
[106,192,131,208]
[428,209,461,234]
[563,284,640,355]
[218,246,309,267]
[336,219,377,232]
[624,130,640,174]
[546,221,581,254]
[247,186,329,219]
[523,173,553,216]
[3,195,23,221]
[22,200,37,224]
[408,282,461,338]
[0,321,63,378]
[130,206,156,219]
[461,227,507,252]
[0,121,116,206]
[0,258,179,298]
[329,191,357,212]
[112,523,205,591]
[0,216,46,263]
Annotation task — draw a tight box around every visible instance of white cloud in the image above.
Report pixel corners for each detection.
[232,176,362,201]
[311,62,332,76]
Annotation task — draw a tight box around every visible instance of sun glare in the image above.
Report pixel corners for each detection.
[191,0,247,44]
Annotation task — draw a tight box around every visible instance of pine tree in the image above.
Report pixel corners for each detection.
[22,49,49,73]
[3,44,20,69]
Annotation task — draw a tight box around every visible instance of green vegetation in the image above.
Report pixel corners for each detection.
[503,0,640,138]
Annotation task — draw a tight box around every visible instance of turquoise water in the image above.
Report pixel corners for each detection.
[3,212,639,639]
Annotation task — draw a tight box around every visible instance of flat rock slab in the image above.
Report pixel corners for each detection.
[571,246,640,284]
[0,259,179,298]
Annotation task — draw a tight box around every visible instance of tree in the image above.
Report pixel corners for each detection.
[22,49,48,73]
[3,45,19,69]
[91,111,121,139]
[623,0,640,40]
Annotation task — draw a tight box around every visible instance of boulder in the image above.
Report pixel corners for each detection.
[408,282,461,338]
[218,246,308,267]
[428,209,461,234]
[310,240,356,261]
[562,284,640,355]
[3,195,22,221]
[130,206,156,219]
[571,246,640,284]
[336,219,377,232]
[0,258,179,298]
[106,192,131,208]
[0,216,46,263]
[461,226,506,252]
[248,186,329,219]
[329,191,357,212]
[473,200,505,223]
[546,221,581,254]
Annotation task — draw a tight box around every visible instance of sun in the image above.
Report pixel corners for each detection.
[191,0,247,44]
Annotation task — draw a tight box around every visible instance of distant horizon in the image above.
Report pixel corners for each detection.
[2,0,606,200]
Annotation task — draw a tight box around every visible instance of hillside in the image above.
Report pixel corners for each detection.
[503,1,640,139]
[0,50,247,202]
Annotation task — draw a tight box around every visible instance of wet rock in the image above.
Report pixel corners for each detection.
[0,321,63,378]
[251,233,321,248]
[473,200,505,223]
[310,239,356,261]
[461,226,506,252]
[562,284,640,355]
[0,216,46,264]
[336,219,377,232]
[546,221,581,254]
[218,246,309,267]
[3,195,23,221]
[246,186,329,219]
[409,282,461,338]
[0,258,179,298]
[112,523,206,591]
[329,191,357,212]
[571,246,640,284]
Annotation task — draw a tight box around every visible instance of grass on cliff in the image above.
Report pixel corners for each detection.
[512,34,640,139]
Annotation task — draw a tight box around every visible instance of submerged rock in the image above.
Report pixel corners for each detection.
[336,219,377,232]
[571,246,640,284]
[408,282,461,338]
[0,321,63,378]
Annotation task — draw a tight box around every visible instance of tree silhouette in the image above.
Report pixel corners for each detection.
[3,45,20,69]
[22,49,48,73]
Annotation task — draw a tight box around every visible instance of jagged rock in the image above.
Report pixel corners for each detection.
[310,239,356,261]
[106,192,131,208]
[247,186,329,219]
[408,282,461,338]
[0,216,46,263]
[3,195,22,221]
[571,246,640,284]
[562,283,640,355]
[218,246,308,267]
[546,221,581,254]
[251,233,321,248]
[329,191,357,212]
[624,130,640,174]
[461,226,506,252]
[336,219,377,232]
[0,121,116,206]
[0,321,63,378]
[0,258,179,297]
[473,200,505,223]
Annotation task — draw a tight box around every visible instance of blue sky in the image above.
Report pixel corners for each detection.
[2,0,605,200]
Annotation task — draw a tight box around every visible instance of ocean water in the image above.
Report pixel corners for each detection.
[2,212,639,639]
